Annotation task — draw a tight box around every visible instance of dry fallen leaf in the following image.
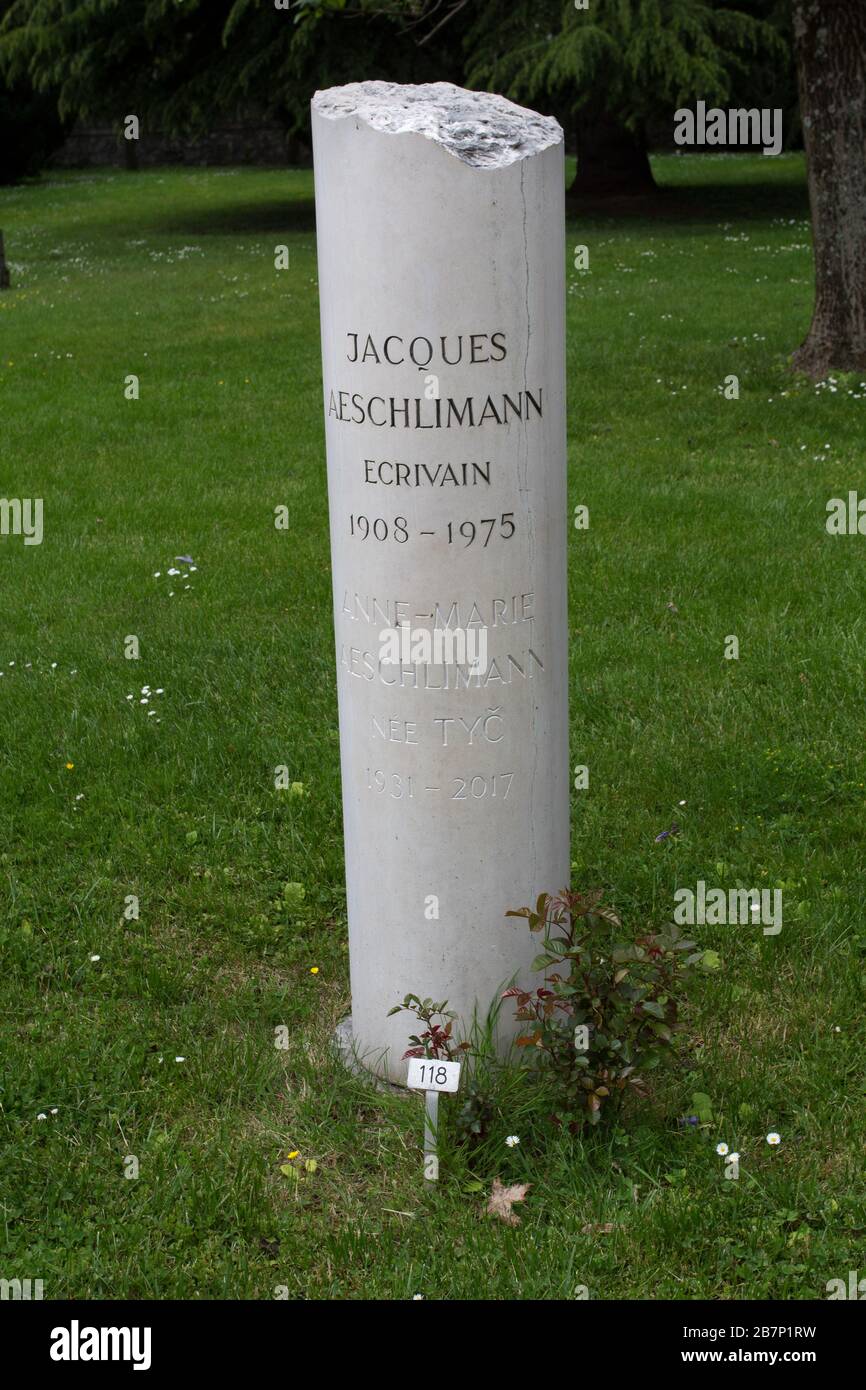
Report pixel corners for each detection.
[581,1222,616,1235]
[487,1176,531,1226]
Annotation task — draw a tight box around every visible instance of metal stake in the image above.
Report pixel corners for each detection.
[423,1090,439,1183]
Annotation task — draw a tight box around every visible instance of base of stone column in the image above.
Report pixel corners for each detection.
[332,1015,408,1096]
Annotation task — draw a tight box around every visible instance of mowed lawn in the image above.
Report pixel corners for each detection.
[0,155,863,1300]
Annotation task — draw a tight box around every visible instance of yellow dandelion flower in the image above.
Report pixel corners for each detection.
[65,762,74,770]
[309,966,319,975]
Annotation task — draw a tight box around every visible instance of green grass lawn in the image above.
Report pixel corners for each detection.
[0,154,863,1301]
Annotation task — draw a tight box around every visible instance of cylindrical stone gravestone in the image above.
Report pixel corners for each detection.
[312,82,569,1085]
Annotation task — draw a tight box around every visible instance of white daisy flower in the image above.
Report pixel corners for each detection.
[766,1132,781,1146]
[716,1143,729,1156]
[505,1134,520,1148]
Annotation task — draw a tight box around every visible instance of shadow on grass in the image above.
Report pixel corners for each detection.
[149,196,317,237]
[44,165,808,242]
[567,178,811,227]
[153,182,807,237]
[154,185,810,243]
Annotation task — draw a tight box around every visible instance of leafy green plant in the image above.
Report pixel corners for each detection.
[504,889,706,1128]
[387,994,472,1061]
[455,1077,497,1139]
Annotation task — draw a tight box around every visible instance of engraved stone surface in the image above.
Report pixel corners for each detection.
[313,81,569,1085]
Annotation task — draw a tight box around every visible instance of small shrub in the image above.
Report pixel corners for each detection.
[504,889,706,1128]
[387,994,471,1061]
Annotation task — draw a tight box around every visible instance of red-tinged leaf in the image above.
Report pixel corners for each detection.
[593,905,622,928]
[573,888,604,916]
[515,1034,539,1047]
[501,987,522,998]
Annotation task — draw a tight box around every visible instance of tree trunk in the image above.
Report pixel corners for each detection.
[792,0,866,377]
[568,106,656,199]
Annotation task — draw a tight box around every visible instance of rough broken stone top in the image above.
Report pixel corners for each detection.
[312,80,562,168]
